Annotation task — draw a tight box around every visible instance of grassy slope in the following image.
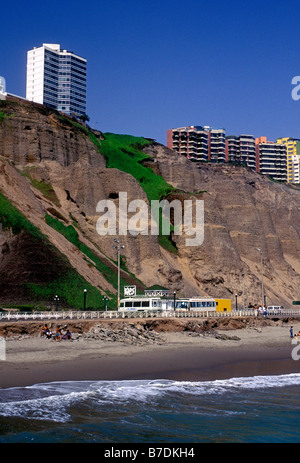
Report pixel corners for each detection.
[45,214,141,299]
[90,132,178,253]
[0,192,108,310]
[94,133,174,202]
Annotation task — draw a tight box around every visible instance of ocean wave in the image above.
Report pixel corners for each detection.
[0,373,299,423]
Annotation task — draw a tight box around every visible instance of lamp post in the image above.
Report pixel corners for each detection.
[54,295,59,312]
[256,248,264,307]
[157,268,161,286]
[83,289,87,311]
[173,290,176,310]
[102,296,108,312]
[113,239,125,310]
[235,293,238,311]
[242,274,245,310]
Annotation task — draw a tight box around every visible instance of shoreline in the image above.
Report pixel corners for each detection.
[1,344,297,389]
[1,319,299,388]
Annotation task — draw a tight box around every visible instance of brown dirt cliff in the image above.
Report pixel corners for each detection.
[0,98,300,309]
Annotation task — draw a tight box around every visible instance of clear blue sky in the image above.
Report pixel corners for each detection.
[2,0,300,144]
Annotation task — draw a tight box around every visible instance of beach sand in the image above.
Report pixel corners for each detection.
[1,321,300,388]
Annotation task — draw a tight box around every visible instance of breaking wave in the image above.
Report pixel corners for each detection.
[0,373,299,423]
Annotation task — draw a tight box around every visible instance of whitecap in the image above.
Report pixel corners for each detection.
[0,374,299,422]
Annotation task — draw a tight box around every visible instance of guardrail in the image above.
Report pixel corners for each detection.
[0,308,299,321]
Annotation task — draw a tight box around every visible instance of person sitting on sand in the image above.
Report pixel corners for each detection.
[46,329,52,339]
[62,329,72,340]
[65,329,72,340]
[41,324,49,337]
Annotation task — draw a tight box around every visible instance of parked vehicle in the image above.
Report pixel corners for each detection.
[118,295,230,313]
[118,297,164,312]
[175,297,217,312]
[267,305,283,312]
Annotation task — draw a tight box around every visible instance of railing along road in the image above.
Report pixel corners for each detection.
[0,308,299,322]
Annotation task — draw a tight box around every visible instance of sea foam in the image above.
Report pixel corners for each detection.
[0,374,299,423]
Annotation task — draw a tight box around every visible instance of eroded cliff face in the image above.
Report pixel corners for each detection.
[0,99,105,168]
[143,144,300,307]
[0,98,300,308]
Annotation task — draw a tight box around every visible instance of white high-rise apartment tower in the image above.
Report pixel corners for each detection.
[26,43,87,117]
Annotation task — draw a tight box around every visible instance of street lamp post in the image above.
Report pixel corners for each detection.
[157,268,161,286]
[54,295,59,312]
[173,290,176,310]
[256,248,264,307]
[83,289,87,311]
[113,239,125,310]
[102,296,108,312]
[235,293,238,311]
[242,274,245,310]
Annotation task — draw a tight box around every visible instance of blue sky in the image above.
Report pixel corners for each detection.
[2,0,300,144]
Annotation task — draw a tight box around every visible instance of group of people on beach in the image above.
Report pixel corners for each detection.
[290,326,300,339]
[41,324,72,341]
[256,305,268,316]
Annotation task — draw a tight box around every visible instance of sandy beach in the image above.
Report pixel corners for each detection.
[0,317,299,388]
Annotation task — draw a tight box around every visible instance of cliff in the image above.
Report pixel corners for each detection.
[0,98,300,309]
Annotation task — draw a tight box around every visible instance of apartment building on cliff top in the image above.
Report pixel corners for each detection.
[277,137,300,184]
[167,126,255,168]
[255,137,287,183]
[225,134,256,169]
[167,126,226,163]
[167,126,294,183]
[26,43,87,117]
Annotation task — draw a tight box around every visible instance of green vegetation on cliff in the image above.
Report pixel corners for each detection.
[45,213,138,298]
[95,133,175,202]
[22,171,60,207]
[0,192,107,310]
[90,132,178,253]
[58,117,178,253]
[0,192,43,239]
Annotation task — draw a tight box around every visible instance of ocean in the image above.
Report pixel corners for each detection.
[0,373,299,444]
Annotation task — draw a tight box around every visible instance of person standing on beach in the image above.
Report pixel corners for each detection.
[55,328,61,342]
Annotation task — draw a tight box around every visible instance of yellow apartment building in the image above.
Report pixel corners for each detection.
[277,137,300,183]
